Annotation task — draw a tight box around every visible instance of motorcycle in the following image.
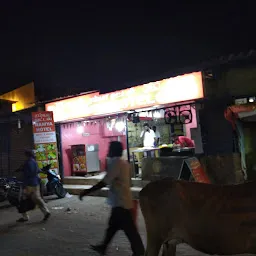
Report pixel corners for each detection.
[40,164,67,199]
[7,165,66,210]
[7,167,67,214]
[0,178,10,202]
[0,177,18,202]
[7,180,25,208]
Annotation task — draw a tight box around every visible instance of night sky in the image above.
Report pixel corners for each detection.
[0,2,254,101]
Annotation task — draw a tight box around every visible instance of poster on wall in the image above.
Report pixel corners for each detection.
[71,144,87,174]
[184,157,210,184]
[32,111,59,176]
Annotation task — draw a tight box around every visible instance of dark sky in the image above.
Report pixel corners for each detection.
[0,2,254,100]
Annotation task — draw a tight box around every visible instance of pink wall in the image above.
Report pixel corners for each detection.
[183,106,197,139]
[169,104,198,139]
[61,118,127,176]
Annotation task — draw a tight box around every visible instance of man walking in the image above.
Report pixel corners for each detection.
[17,150,50,222]
[79,141,145,256]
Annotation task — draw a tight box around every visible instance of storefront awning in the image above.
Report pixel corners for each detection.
[225,103,256,128]
[46,72,204,123]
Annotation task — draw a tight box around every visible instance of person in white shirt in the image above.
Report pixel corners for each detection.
[79,141,145,256]
[152,126,160,146]
[140,123,156,147]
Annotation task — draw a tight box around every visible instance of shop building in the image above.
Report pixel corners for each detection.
[0,82,39,177]
[225,103,256,181]
[197,50,256,184]
[0,99,13,177]
[45,72,204,178]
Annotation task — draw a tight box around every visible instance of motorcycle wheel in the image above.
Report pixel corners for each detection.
[0,188,7,202]
[54,183,67,198]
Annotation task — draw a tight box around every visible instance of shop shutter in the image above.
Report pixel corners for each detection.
[9,122,34,175]
[0,123,10,177]
[199,100,233,155]
[8,107,38,175]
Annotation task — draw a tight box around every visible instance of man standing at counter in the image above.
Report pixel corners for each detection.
[140,123,156,147]
[171,133,195,148]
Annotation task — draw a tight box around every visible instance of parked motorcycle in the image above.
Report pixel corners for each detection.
[7,180,24,207]
[0,177,18,202]
[0,178,10,202]
[40,164,67,199]
[7,164,66,210]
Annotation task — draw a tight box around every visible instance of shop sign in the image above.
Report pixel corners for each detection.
[235,98,248,105]
[46,72,203,122]
[184,157,210,183]
[32,111,59,175]
[82,132,90,137]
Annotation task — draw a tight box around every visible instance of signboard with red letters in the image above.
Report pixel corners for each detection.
[32,111,59,175]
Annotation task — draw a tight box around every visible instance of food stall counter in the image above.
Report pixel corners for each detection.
[131,147,160,177]
[130,145,195,178]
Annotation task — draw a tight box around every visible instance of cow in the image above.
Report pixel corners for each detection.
[139,178,256,256]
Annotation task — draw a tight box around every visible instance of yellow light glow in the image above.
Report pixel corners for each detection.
[0,82,35,112]
[12,104,16,112]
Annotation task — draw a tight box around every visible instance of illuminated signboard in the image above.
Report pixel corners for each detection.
[46,72,203,122]
[32,111,59,175]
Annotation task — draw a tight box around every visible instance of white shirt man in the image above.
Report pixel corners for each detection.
[103,157,133,209]
[140,123,156,147]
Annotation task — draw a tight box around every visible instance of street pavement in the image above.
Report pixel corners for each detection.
[0,196,254,256]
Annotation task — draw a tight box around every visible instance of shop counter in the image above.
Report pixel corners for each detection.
[159,147,195,157]
[131,147,160,177]
[140,155,210,183]
[130,147,196,179]
[141,156,187,180]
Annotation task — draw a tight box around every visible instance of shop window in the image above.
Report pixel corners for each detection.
[127,111,185,148]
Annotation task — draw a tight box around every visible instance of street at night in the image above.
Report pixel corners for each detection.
[0,196,254,256]
[0,3,255,256]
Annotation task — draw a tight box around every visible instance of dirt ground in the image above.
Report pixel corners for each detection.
[0,196,254,256]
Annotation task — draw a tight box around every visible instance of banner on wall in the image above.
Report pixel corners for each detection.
[32,111,59,176]
[184,157,211,183]
[225,103,256,129]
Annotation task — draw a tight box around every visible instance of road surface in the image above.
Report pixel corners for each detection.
[0,196,253,256]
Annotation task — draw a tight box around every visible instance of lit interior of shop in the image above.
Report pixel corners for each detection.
[126,103,199,178]
[45,71,204,178]
[61,101,199,178]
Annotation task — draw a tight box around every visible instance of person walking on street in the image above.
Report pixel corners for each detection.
[17,150,51,222]
[79,141,145,256]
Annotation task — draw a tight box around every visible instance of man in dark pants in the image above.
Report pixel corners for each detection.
[17,150,50,222]
[79,141,145,256]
